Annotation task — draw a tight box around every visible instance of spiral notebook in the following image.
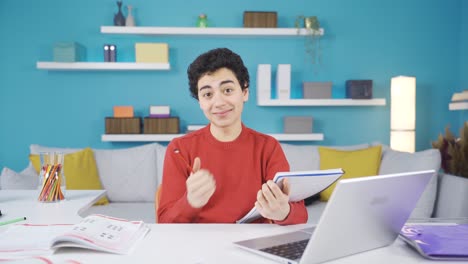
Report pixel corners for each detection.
[236,168,344,223]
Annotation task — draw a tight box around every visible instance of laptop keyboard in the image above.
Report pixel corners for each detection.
[260,239,310,260]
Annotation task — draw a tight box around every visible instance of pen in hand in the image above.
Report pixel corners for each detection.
[0,217,27,226]
[174,149,193,173]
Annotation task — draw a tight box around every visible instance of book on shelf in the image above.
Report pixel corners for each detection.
[451,90,468,102]
[237,168,344,223]
[0,214,150,257]
[399,223,468,260]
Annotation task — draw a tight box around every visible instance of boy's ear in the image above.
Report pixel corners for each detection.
[243,88,249,102]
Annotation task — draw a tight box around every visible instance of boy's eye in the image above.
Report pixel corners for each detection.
[201,92,212,98]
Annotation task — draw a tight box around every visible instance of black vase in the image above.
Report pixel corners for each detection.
[113,1,126,26]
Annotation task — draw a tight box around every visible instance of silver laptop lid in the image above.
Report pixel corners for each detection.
[301,170,435,264]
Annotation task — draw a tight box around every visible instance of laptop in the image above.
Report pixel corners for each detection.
[234,170,435,264]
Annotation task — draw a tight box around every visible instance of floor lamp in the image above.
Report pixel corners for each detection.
[390,76,416,153]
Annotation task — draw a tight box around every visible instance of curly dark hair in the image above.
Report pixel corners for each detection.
[187,48,250,100]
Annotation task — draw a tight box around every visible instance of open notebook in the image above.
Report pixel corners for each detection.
[0,214,150,257]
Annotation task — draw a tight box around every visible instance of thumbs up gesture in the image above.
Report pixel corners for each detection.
[186,157,217,208]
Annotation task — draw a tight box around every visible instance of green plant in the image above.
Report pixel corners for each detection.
[294,15,322,66]
[432,121,468,178]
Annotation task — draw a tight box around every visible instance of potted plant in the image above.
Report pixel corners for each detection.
[431,121,468,217]
[294,15,322,67]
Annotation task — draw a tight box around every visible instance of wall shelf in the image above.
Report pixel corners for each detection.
[100,26,324,37]
[257,98,386,106]
[36,62,171,71]
[101,133,324,142]
[449,102,468,110]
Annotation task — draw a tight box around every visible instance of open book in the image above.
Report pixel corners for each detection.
[400,224,468,260]
[0,214,150,257]
[236,168,344,223]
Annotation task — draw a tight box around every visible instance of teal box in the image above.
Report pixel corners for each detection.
[53,42,86,62]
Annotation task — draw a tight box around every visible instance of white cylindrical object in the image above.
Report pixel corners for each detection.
[391,76,416,130]
[390,131,415,153]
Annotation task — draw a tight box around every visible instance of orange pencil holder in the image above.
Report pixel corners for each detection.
[37,152,66,202]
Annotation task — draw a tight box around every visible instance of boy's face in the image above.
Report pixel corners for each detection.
[197,67,249,130]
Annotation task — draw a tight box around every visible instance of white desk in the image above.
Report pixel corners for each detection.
[0,190,459,264]
[0,190,106,224]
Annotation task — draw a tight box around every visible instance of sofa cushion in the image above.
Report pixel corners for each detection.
[30,148,109,205]
[93,143,159,202]
[280,143,371,171]
[0,165,37,190]
[379,145,441,218]
[30,143,162,203]
[81,202,156,223]
[318,146,382,201]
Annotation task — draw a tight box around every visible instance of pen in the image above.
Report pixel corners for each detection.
[0,217,27,226]
[174,149,193,173]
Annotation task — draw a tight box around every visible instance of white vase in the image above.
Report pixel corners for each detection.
[126,5,135,27]
[435,173,468,218]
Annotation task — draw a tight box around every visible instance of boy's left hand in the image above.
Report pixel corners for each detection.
[255,178,291,221]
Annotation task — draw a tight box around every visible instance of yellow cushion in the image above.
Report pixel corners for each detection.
[30,148,109,205]
[318,145,382,201]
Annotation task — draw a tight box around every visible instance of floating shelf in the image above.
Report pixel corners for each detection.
[257,98,386,106]
[101,133,324,142]
[100,26,324,37]
[36,62,171,71]
[449,102,468,110]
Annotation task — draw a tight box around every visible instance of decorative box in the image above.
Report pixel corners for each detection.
[113,106,134,118]
[135,43,169,63]
[303,82,332,99]
[345,80,373,99]
[243,11,277,28]
[144,117,179,134]
[53,42,86,62]
[283,116,313,134]
[105,117,141,134]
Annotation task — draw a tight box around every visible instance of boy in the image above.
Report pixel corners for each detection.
[157,48,307,225]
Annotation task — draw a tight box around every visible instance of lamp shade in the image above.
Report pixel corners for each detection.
[390,76,416,153]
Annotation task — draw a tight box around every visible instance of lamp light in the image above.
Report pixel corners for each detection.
[390,76,416,153]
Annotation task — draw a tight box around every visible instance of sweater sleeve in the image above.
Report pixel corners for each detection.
[157,140,202,223]
[265,139,308,225]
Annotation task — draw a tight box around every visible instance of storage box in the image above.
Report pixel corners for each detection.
[144,117,179,134]
[135,43,169,63]
[283,116,313,134]
[303,82,332,99]
[243,11,277,28]
[345,80,373,99]
[53,42,86,62]
[105,117,141,134]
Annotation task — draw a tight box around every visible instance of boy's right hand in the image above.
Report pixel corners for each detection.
[186,157,216,208]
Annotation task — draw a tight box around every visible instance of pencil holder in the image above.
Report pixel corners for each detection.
[37,152,66,202]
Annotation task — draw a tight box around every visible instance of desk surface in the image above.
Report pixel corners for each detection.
[0,190,106,224]
[0,190,460,264]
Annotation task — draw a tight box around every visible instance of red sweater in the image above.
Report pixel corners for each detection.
[157,124,308,225]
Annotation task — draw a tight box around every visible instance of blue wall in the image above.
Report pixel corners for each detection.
[0,0,464,171]
[458,0,468,129]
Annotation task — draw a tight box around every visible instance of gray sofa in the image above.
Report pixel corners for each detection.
[0,142,442,224]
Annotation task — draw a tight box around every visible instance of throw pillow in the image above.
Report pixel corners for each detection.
[0,166,37,190]
[280,143,371,172]
[93,143,159,202]
[318,145,382,201]
[378,145,441,218]
[30,148,109,205]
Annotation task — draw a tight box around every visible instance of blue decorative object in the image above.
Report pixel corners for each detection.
[114,1,126,26]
